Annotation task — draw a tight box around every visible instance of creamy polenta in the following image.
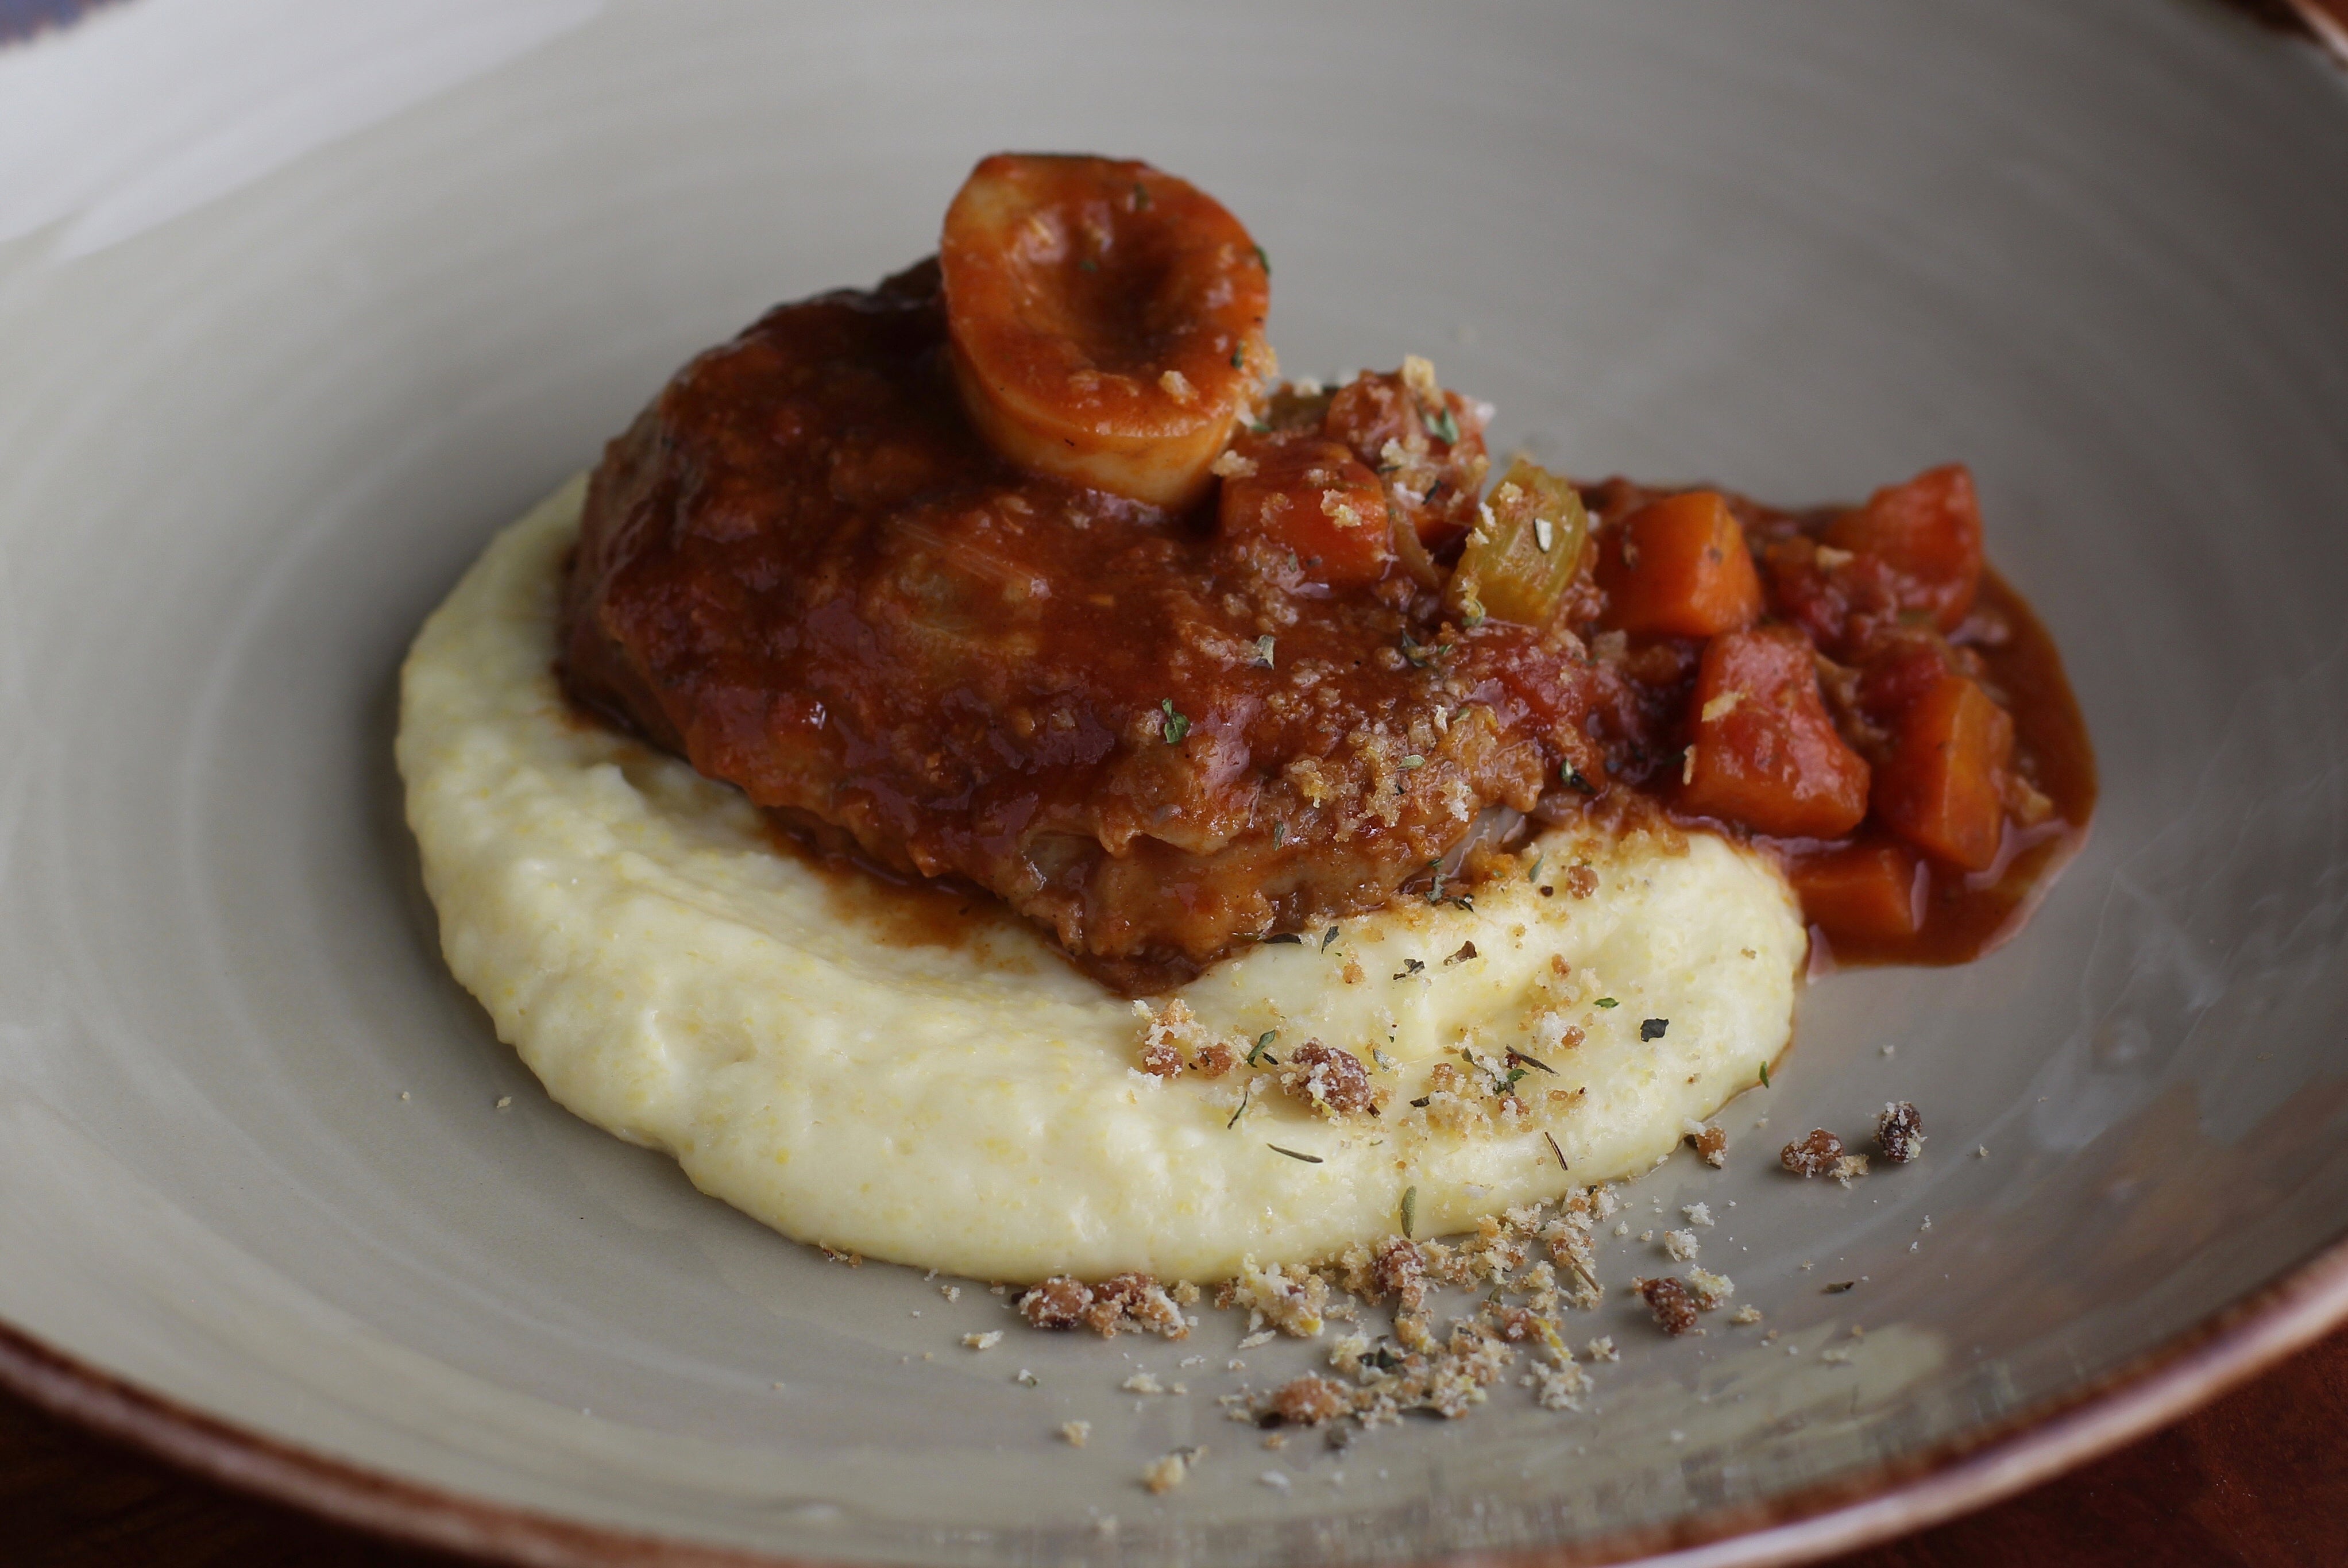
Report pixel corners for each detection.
[397,480,1806,1283]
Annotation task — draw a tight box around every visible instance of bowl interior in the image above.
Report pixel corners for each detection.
[2,1,2346,1562]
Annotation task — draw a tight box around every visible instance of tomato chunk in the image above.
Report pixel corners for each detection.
[1679,627,1871,839]
[1791,841,1926,943]
[1871,670,2013,870]
[1596,490,1764,638]
[1823,464,1983,632]
[1217,437,1393,588]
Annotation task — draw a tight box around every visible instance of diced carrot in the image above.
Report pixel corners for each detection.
[1871,670,2013,870]
[1217,437,1393,588]
[1791,841,1926,943]
[1679,627,1871,839]
[1596,490,1765,638]
[1824,464,1983,632]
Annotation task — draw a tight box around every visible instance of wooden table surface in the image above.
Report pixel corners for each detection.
[4,1320,2345,1567]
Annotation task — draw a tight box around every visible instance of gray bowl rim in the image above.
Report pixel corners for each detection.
[4,1227,2344,1565]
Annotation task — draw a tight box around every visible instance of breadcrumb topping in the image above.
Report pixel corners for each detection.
[1221,1258,1333,1338]
[980,1052,1926,1474]
[1633,1276,1701,1336]
[1781,1129,1844,1177]
[1019,1273,1191,1339]
[1876,1100,1926,1163]
[1685,1268,1734,1311]
[1279,1040,1382,1117]
[1142,1449,1202,1493]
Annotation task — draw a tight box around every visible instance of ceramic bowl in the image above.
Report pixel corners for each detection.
[3,2,2346,1563]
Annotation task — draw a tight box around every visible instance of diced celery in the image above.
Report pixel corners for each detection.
[1447,458,1590,628]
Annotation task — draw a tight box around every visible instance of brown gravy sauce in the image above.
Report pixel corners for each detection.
[758,815,1040,970]
[1752,569,2096,970]
[571,528,2092,986]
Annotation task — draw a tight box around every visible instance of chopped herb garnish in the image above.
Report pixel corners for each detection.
[1399,632,1452,669]
[1372,1046,1397,1071]
[1594,997,1619,1009]
[1159,698,1190,744]
[1544,1131,1569,1172]
[1253,634,1276,668]
[1527,855,1545,884]
[1640,1017,1669,1041]
[1507,1049,1557,1075]
[1260,932,1304,945]
[1246,1030,1279,1067]
[1392,958,1426,980]
[1272,820,1288,849]
[1131,181,1152,210]
[1423,860,1445,905]
[1399,1184,1418,1237]
[1427,404,1459,444]
[1320,925,1341,952]
[1562,764,1597,795]
[1227,1082,1252,1129]
[1759,1061,1771,1088]
[1400,754,1426,770]
[1268,1144,1323,1164]
[1504,1067,1528,1088]
[1230,346,1246,370]
[1409,1095,1432,1109]
[1253,242,1270,274]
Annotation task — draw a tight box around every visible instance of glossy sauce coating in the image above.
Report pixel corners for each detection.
[562,155,2092,988]
[942,154,1269,508]
[561,263,1609,992]
[1576,477,2096,966]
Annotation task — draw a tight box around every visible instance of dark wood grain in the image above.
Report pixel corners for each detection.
[3,1325,2345,1567]
[0,1385,460,1567]
[1818,1322,2348,1568]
